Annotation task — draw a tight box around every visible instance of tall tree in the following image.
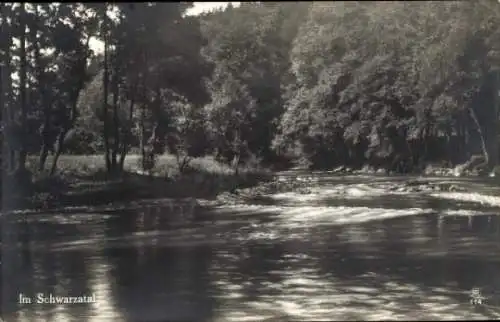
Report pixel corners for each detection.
[18,2,28,172]
[0,3,14,174]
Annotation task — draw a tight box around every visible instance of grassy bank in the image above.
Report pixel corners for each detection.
[4,154,272,211]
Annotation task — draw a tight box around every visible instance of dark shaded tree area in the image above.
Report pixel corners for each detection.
[274,1,500,173]
[2,1,500,188]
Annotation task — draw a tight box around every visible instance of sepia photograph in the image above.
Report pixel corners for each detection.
[1,1,500,321]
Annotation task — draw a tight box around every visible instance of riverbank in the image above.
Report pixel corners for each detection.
[311,162,500,178]
[2,154,273,212]
[216,162,500,207]
[5,155,500,213]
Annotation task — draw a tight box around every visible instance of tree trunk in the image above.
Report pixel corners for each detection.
[137,51,149,171]
[176,146,192,174]
[445,130,452,165]
[111,68,120,172]
[232,154,240,176]
[33,6,52,172]
[119,91,135,171]
[464,124,470,160]
[456,119,464,163]
[1,14,12,174]
[468,106,490,165]
[48,33,90,176]
[232,128,242,175]
[418,130,427,168]
[0,66,4,177]
[1,4,15,176]
[39,143,49,172]
[17,2,27,172]
[140,103,147,169]
[50,131,66,176]
[493,70,499,167]
[102,8,111,173]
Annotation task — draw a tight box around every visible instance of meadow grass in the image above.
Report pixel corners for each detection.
[20,154,272,210]
[28,154,240,178]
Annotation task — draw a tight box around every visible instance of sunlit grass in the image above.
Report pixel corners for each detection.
[21,154,271,208]
[27,153,242,178]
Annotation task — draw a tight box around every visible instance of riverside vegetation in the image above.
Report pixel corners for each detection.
[1,2,500,211]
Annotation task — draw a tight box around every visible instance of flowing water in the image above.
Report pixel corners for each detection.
[2,172,500,321]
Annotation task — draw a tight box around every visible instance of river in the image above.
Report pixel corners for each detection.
[2,172,500,321]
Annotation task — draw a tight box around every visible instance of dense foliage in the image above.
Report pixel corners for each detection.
[2,1,500,179]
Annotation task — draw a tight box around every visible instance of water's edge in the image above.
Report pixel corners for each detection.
[2,172,500,321]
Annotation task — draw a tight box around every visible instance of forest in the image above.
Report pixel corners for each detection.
[1,2,500,207]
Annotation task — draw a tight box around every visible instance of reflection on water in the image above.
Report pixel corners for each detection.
[2,174,500,321]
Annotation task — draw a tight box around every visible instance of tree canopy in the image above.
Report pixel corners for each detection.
[2,1,500,178]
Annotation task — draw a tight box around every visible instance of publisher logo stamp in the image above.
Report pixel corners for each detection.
[470,288,486,305]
